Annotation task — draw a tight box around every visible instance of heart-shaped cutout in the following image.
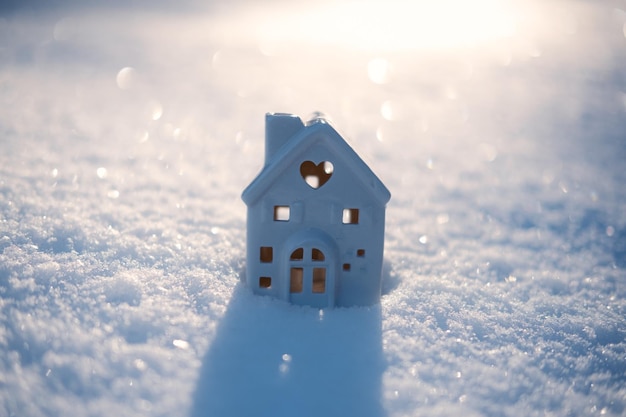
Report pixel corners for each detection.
[300,160,334,189]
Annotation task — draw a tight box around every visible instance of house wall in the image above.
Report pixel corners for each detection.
[245,142,387,307]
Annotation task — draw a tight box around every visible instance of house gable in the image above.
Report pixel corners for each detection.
[241,117,391,208]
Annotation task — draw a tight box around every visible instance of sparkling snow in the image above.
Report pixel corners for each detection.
[1,1,625,416]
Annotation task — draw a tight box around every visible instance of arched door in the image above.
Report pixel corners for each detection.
[287,245,334,308]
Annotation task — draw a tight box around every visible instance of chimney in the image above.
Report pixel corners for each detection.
[265,113,304,165]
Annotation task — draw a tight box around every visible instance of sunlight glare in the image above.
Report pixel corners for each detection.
[257,0,517,51]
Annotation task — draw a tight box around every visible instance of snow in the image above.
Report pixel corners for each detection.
[1,1,625,416]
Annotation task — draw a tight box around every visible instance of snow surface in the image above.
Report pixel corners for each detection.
[1,1,626,416]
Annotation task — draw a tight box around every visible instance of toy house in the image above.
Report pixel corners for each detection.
[241,113,391,308]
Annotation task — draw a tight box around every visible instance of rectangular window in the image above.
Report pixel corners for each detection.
[342,208,359,224]
[312,268,326,293]
[260,246,273,263]
[343,263,351,271]
[259,277,272,288]
[290,268,303,293]
[357,249,365,257]
[274,205,290,221]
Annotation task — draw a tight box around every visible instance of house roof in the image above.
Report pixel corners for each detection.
[241,116,391,206]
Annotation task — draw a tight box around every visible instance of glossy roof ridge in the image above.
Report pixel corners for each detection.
[242,121,391,206]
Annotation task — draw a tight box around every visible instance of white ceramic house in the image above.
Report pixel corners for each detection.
[242,113,391,308]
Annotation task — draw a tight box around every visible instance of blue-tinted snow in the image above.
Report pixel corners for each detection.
[1,1,625,416]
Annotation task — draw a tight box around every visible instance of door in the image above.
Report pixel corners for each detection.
[288,245,334,308]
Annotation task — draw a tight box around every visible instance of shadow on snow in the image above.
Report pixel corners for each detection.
[189,283,385,417]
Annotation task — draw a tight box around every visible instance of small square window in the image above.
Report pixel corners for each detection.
[274,205,290,222]
[260,246,273,263]
[357,249,365,257]
[342,208,359,224]
[343,263,351,271]
[259,277,272,288]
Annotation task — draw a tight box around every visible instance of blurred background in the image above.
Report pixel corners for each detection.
[3,0,625,233]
